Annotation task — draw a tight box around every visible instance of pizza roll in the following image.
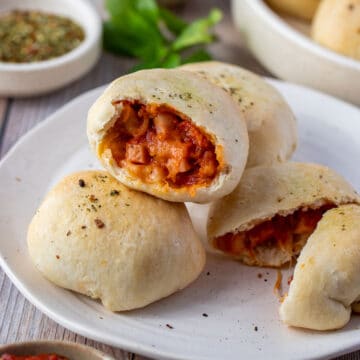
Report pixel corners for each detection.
[266,0,320,21]
[280,204,360,330]
[207,162,360,267]
[312,0,360,60]
[87,69,249,203]
[180,61,297,168]
[27,171,206,311]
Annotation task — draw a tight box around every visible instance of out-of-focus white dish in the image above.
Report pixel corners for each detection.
[0,341,114,360]
[0,0,101,97]
[0,81,360,360]
[231,0,360,106]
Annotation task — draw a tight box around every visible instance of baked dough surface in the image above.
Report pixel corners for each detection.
[266,0,320,20]
[180,61,297,168]
[312,0,360,60]
[280,204,360,330]
[27,171,206,311]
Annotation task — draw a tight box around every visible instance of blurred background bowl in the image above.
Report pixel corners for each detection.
[0,341,115,360]
[231,0,360,106]
[0,0,102,97]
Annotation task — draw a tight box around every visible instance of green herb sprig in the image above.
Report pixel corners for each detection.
[103,0,222,71]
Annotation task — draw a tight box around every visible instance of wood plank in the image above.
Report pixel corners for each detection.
[0,99,9,143]
[0,99,7,120]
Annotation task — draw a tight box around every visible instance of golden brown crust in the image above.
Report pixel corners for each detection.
[311,0,360,60]
[266,0,320,20]
[27,171,206,311]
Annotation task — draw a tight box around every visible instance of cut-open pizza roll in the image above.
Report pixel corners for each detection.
[87,69,249,203]
[280,204,360,330]
[207,162,360,267]
[27,171,206,311]
[180,61,297,168]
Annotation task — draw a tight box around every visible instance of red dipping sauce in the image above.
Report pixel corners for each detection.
[0,354,68,360]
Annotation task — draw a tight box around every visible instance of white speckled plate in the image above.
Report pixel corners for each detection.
[0,80,360,360]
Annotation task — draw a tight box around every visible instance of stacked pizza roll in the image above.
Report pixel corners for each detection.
[28,65,250,312]
[28,62,360,331]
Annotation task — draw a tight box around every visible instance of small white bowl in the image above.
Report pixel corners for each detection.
[0,0,102,97]
[231,0,360,106]
[0,341,115,360]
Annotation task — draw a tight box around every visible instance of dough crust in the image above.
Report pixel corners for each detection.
[280,204,360,330]
[28,171,206,311]
[180,62,297,168]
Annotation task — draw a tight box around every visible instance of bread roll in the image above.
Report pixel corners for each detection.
[28,171,206,311]
[312,0,360,60]
[280,204,360,330]
[87,69,249,203]
[266,0,320,20]
[207,162,360,267]
[180,61,297,168]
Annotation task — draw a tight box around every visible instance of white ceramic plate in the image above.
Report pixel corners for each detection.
[1,80,360,360]
[231,0,360,106]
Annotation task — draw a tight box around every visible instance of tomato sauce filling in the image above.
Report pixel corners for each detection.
[100,100,220,188]
[0,354,68,360]
[215,205,335,259]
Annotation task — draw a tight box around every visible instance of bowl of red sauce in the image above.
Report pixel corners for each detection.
[0,341,114,360]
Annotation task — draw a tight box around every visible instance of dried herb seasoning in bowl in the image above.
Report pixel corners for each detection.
[0,10,85,63]
[0,0,101,97]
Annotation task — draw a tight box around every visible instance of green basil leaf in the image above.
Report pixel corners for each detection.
[113,11,161,40]
[103,21,139,56]
[134,0,159,25]
[181,48,212,64]
[105,0,132,19]
[161,52,182,68]
[131,52,181,72]
[158,8,187,35]
[172,8,222,51]
[138,41,168,62]
[105,0,163,42]
[103,20,167,62]
[104,0,221,70]
[131,59,163,72]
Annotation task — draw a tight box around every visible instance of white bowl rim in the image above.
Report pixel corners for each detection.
[248,0,360,70]
[0,0,102,72]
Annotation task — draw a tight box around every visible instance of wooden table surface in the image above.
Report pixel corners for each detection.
[0,1,357,359]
